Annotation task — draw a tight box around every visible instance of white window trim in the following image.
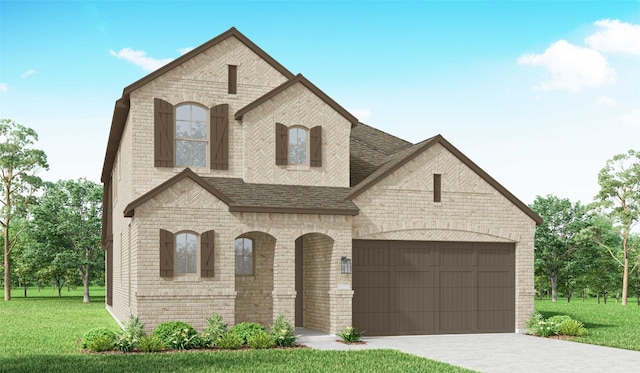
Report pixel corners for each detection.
[175,103,209,169]
[175,231,199,276]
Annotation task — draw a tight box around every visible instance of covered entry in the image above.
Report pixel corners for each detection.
[352,240,515,336]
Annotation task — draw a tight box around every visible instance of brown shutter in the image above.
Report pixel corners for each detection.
[159,229,174,277]
[154,98,174,167]
[228,65,237,94]
[276,122,288,165]
[310,126,322,167]
[210,104,229,170]
[106,242,113,306]
[434,174,442,203]
[201,230,215,277]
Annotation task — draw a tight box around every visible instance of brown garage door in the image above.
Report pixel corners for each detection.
[352,240,515,336]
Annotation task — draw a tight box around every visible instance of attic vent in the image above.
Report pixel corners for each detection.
[434,174,441,203]
[228,65,237,94]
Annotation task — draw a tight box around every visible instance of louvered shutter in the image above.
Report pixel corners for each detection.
[210,104,229,170]
[154,98,174,167]
[201,230,215,277]
[310,126,322,167]
[159,229,174,277]
[276,122,288,165]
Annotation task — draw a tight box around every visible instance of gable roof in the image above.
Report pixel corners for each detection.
[101,27,295,182]
[347,134,542,225]
[235,74,358,127]
[124,168,359,217]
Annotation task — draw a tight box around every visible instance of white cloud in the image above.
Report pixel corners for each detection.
[177,47,194,55]
[350,108,372,121]
[109,48,173,71]
[20,69,36,79]
[621,109,640,127]
[0,83,7,92]
[586,19,640,56]
[518,40,615,92]
[596,95,616,107]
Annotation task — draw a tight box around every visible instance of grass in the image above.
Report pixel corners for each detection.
[0,286,473,373]
[535,297,640,351]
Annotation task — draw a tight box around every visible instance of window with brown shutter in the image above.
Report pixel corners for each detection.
[310,126,322,167]
[154,98,174,167]
[201,230,215,277]
[434,174,442,203]
[228,65,237,94]
[275,122,288,165]
[159,229,174,277]
[210,104,229,170]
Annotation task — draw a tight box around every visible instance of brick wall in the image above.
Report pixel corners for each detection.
[235,232,275,326]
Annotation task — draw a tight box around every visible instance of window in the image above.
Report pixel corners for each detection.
[175,232,198,274]
[288,127,308,165]
[175,104,207,167]
[235,238,254,276]
[434,174,442,203]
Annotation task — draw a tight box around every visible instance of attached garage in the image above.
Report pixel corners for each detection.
[352,240,515,336]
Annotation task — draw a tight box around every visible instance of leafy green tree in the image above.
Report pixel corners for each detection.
[593,150,640,305]
[531,195,591,302]
[0,119,48,301]
[29,179,103,302]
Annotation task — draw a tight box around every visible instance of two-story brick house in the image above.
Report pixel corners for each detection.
[101,27,541,335]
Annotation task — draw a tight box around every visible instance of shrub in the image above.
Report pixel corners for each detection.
[115,315,145,353]
[337,326,362,343]
[122,315,145,339]
[153,321,197,347]
[247,330,276,349]
[216,331,244,350]
[86,335,115,352]
[230,322,265,344]
[547,315,572,326]
[138,335,164,353]
[81,327,117,349]
[201,314,228,347]
[166,329,201,350]
[270,314,296,347]
[557,318,587,337]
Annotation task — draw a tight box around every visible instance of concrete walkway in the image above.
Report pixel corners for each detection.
[297,329,640,373]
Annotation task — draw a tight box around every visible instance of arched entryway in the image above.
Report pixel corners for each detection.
[295,233,334,331]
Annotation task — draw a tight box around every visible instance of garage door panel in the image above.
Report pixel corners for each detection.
[353,240,515,336]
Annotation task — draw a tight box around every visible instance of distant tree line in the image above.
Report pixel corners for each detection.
[1,119,103,302]
[531,150,640,305]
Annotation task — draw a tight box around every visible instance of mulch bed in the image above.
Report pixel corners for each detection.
[82,344,309,354]
[336,340,367,345]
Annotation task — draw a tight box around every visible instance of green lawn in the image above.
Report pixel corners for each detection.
[0,287,473,373]
[535,297,640,351]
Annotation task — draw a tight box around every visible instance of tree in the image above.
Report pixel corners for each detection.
[0,119,48,301]
[29,179,103,302]
[593,150,640,305]
[531,195,590,302]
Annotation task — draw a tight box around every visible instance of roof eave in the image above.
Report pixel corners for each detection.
[229,205,359,216]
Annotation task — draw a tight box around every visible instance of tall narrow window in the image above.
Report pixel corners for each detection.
[176,232,198,274]
[235,238,254,276]
[228,65,237,94]
[434,174,442,203]
[175,104,207,167]
[288,127,307,165]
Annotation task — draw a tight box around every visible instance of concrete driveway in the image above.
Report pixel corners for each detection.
[297,329,640,373]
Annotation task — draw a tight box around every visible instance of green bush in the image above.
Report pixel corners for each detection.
[86,335,115,352]
[81,327,117,349]
[270,314,296,347]
[153,321,197,347]
[138,335,165,353]
[557,318,587,337]
[216,331,244,349]
[201,314,228,347]
[247,330,275,349]
[547,315,572,326]
[230,322,265,344]
[115,315,146,352]
[337,326,362,343]
[166,329,201,350]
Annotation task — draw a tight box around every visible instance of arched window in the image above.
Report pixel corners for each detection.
[288,127,307,165]
[175,104,207,167]
[175,232,198,274]
[235,238,254,276]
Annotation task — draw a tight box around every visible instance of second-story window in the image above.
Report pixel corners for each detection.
[288,127,308,165]
[175,104,207,167]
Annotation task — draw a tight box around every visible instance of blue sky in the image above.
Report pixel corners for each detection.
[1,1,639,205]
